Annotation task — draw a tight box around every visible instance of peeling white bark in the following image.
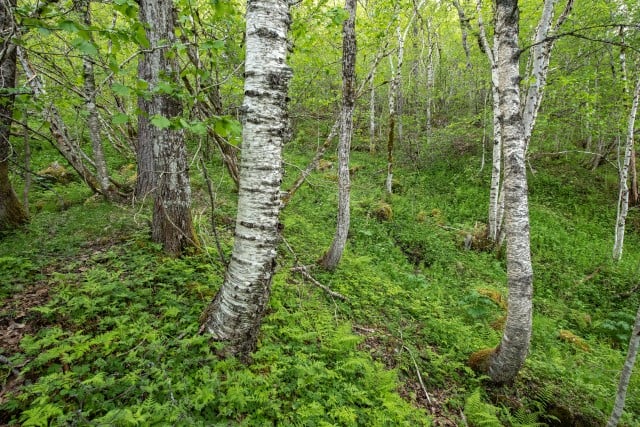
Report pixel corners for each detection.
[607,304,640,427]
[204,0,292,359]
[613,78,640,261]
[487,0,534,384]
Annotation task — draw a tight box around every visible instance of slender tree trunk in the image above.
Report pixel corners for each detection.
[487,0,533,384]
[522,0,573,152]
[607,304,640,427]
[321,0,356,271]
[22,118,30,215]
[203,0,292,360]
[17,48,102,194]
[136,57,156,198]
[386,54,397,195]
[369,64,376,154]
[613,78,640,261]
[477,0,503,242]
[137,0,198,255]
[452,0,472,70]
[80,0,117,201]
[0,0,27,232]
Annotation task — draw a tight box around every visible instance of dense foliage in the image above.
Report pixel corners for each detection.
[1,0,639,425]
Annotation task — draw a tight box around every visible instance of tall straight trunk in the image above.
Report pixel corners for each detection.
[369,64,376,154]
[385,1,424,195]
[386,54,397,195]
[613,78,640,261]
[321,0,356,271]
[203,0,292,360]
[136,56,156,198]
[607,304,640,427]
[477,0,503,242]
[0,0,28,232]
[80,0,117,201]
[17,48,102,194]
[487,0,533,384]
[138,0,197,255]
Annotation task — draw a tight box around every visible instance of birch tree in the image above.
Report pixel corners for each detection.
[202,0,292,359]
[386,0,424,195]
[612,76,640,261]
[486,0,534,384]
[138,0,198,255]
[79,0,118,201]
[321,0,357,270]
[607,303,640,427]
[0,0,28,232]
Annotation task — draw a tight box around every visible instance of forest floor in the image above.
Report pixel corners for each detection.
[1,142,639,426]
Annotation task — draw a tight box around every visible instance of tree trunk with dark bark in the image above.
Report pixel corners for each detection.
[138,0,198,255]
[321,0,357,271]
[0,0,28,232]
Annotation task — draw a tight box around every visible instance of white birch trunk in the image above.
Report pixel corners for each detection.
[369,64,376,154]
[80,0,115,201]
[607,304,640,427]
[612,78,640,261]
[322,0,357,270]
[477,0,503,242]
[487,0,534,384]
[204,0,292,359]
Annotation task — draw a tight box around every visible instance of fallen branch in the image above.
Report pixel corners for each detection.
[402,345,433,407]
[290,265,348,301]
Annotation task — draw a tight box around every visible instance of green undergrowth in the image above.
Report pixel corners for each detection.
[1,141,639,425]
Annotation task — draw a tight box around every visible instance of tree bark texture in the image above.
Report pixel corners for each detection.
[487,0,534,384]
[321,0,356,271]
[607,304,640,427]
[80,0,117,201]
[0,0,28,232]
[612,77,640,261]
[477,0,503,242]
[17,48,102,194]
[203,0,292,359]
[138,0,198,255]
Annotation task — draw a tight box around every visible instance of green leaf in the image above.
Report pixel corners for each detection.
[133,23,150,48]
[112,113,130,125]
[150,115,171,129]
[72,38,98,56]
[201,40,225,51]
[57,19,78,32]
[111,83,131,97]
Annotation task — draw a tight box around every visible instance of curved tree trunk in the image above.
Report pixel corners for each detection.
[203,0,292,360]
[0,0,28,232]
[321,0,357,271]
[487,0,533,384]
[138,0,198,255]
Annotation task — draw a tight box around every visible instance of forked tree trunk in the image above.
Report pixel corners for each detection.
[321,0,357,271]
[487,0,534,384]
[607,304,640,427]
[138,0,198,255]
[612,77,640,261]
[0,0,28,232]
[203,0,292,360]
